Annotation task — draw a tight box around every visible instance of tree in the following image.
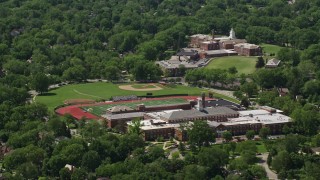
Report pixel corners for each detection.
[177,165,208,180]
[148,146,165,161]
[59,167,72,180]
[257,90,278,106]
[131,61,162,82]
[230,142,237,155]
[71,168,87,180]
[241,150,257,164]
[104,65,121,82]
[81,120,105,142]
[245,130,255,140]
[4,144,46,171]
[240,82,258,97]
[222,131,232,142]
[16,162,39,179]
[254,68,286,89]
[61,144,87,167]
[291,108,318,135]
[303,80,320,97]
[30,73,50,94]
[233,90,243,99]
[240,97,250,108]
[197,147,229,176]
[256,56,265,68]
[249,165,267,179]
[271,151,291,173]
[304,161,320,180]
[283,134,300,153]
[187,120,215,148]
[62,65,87,82]
[138,40,165,60]
[259,127,270,139]
[128,118,142,135]
[3,60,28,74]
[237,141,257,153]
[178,64,186,76]
[228,66,238,74]
[81,150,101,172]
[47,117,70,137]
[312,134,320,147]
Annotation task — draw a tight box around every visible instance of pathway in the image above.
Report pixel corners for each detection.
[257,153,278,180]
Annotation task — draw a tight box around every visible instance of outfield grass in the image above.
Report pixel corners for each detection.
[206,56,257,74]
[131,84,157,89]
[36,82,238,111]
[261,43,283,55]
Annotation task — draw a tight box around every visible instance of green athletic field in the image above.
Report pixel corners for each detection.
[35,82,239,111]
[83,98,188,116]
[205,56,257,74]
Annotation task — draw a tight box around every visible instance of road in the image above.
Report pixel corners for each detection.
[257,153,278,180]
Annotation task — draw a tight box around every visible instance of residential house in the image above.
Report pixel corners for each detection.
[266,58,281,68]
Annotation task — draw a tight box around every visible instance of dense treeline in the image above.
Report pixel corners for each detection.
[1,0,320,179]
[2,0,320,85]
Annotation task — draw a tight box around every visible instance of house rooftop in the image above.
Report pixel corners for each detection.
[266,58,281,66]
[311,147,320,153]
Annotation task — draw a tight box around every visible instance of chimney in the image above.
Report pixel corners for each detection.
[202,92,206,109]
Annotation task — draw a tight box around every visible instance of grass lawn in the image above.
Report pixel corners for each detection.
[155,143,164,149]
[205,56,257,75]
[256,141,267,153]
[36,82,238,111]
[261,43,283,55]
[131,84,157,89]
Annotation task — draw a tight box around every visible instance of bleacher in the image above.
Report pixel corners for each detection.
[111,95,139,102]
